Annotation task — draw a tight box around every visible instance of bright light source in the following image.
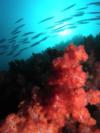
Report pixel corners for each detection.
[58,29,72,36]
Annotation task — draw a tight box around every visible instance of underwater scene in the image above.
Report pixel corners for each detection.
[0,0,100,132]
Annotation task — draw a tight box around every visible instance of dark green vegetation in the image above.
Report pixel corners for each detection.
[0,33,100,122]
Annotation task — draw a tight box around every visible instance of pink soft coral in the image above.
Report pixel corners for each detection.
[48,44,100,126]
[0,44,100,133]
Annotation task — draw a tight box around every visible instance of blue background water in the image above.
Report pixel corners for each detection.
[0,0,100,70]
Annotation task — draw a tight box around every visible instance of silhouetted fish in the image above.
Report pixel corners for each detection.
[0,39,6,43]
[56,25,67,30]
[20,47,29,52]
[39,36,49,43]
[8,36,18,41]
[0,44,8,49]
[15,24,25,30]
[56,17,73,23]
[7,48,18,56]
[68,25,77,29]
[8,40,16,44]
[7,51,14,56]
[73,12,84,17]
[78,17,100,22]
[20,38,29,42]
[0,51,6,55]
[11,30,21,35]
[87,12,100,14]
[11,24,25,35]
[53,25,67,32]
[22,32,34,36]
[46,25,54,29]
[6,45,19,55]
[77,21,89,24]
[77,7,88,10]
[77,19,89,22]
[39,16,54,23]
[22,41,30,44]
[53,28,67,33]
[87,2,100,6]
[15,18,24,23]
[30,41,41,47]
[31,33,44,39]
[96,23,100,25]
[13,51,21,57]
[11,44,20,49]
[13,47,29,57]
[62,4,76,11]
[30,36,49,47]
[11,29,18,34]
[67,23,76,26]
[14,44,20,47]
[30,41,40,47]
[89,17,100,21]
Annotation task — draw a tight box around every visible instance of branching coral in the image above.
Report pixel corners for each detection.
[0,44,100,133]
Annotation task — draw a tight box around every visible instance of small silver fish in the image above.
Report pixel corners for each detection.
[62,4,76,12]
[15,18,24,23]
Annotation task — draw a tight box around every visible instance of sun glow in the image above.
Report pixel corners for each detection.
[58,29,72,36]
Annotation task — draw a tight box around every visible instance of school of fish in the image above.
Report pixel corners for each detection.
[0,1,100,57]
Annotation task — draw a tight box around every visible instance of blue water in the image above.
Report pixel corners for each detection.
[0,0,100,70]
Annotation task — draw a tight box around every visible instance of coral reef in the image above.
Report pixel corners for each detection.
[0,44,100,133]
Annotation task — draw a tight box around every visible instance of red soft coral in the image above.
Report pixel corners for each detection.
[0,44,100,133]
[48,44,100,126]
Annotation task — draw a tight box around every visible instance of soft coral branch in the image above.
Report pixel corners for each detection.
[47,44,99,126]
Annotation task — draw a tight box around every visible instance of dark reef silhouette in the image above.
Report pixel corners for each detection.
[0,34,100,132]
